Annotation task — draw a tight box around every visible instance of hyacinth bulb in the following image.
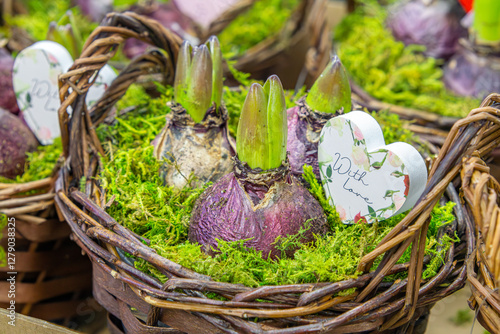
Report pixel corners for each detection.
[387,0,467,59]
[0,49,19,114]
[288,56,352,180]
[306,55,351,114]
[443,45,500,98]
[0,109,38,179]
[443,1,500,98]
[153,36,233,188]
[174,36,223,123]
[189,75,328,259]
[236,75,287,170]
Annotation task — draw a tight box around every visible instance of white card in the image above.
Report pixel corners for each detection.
[13,41,117,145]
[318,111,427,224]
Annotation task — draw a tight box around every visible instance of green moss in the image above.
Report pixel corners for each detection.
[132,172,456,287]
[97,84,174,153]
[371,110,419,146]
[0,138,62,184]
[3,1,97,47]
[99,80,458,288]
[218,0,301,58]
[335,1,480,117]
[100,145,208,243]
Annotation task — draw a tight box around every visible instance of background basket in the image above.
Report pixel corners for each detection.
[462,94,500,333]
[54,11,500,334]
[0,172,92,324]
[222,0,332,89]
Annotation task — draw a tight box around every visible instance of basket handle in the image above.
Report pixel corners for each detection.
[57,11,182,161]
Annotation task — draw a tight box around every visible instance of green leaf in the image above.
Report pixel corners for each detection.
[263,75,287,169]
[368,206,376,218]
[174,41,192,108]
[236,76,287,170]
[237,83,268,169]
[185,45,212,123]
[206,36,223,108]
[326,165,332,178]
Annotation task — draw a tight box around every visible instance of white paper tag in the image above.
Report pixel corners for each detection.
[13,41,117,145]
[318,111,427,224]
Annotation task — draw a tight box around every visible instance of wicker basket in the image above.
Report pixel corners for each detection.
[0,173,92,324]
[54,12,500,334]
[462,94,500,333]
[222,0,332,89]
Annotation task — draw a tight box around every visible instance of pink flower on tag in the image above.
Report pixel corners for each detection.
[38,126,52,141]
[394,194,405,211]
[336,205,346,220]
[48,53,59,65]
[352,146,369,171]
[388,151,402,167]
[353,125,364,140]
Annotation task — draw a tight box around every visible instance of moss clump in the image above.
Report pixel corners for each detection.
[335,0,480,117]
[97,84,173,153]
[218,0,301,58]
[371,110,419,145]
[100,145,207,244]
[0,137,62,184]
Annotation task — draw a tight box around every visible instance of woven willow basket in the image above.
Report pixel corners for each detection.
[53,12,500,334]
[222,0,332,89]
[462,94,500,333]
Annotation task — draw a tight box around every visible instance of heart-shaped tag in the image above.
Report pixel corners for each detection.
[318,111,427,224]
[13,41,117,145]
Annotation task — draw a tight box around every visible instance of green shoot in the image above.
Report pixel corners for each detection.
[306,55,352,114]
[236,75,287,170]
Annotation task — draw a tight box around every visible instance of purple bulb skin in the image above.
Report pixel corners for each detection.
[287,98,341,180]
[0,109,38,179]
[444,45,500,99]
[189,160,329,259]
[0,48,20,114]
[387,0,467,59]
